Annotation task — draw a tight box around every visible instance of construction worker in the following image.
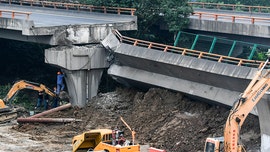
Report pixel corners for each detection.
[52,87,59,108]
[44,93,49,110]
[118,133,126,146]
[35,91,44,110]
[56,71,65,94]
[112,129,116,145]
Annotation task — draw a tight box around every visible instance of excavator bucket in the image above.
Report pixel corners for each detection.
[0,99,17,123]
[0,99,5,108]
[0,107,17,123]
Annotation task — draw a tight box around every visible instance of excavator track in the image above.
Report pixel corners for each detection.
[0,108,17,123]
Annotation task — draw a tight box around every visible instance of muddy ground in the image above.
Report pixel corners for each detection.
[0,87,261,152]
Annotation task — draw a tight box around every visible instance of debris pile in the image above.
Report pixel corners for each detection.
[11,87,261,151]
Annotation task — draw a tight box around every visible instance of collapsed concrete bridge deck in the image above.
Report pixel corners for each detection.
[101,31,270,152]
[0,2,270,151]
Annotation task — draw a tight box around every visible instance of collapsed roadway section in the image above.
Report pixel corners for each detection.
[101,30,270,152]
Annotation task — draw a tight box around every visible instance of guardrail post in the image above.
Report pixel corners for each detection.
[11,11,14,19]
[26,13,30,20]
[199,13,202,19]
[228,41,237,57]
[131,10,135,16]
[209,37,217,53]
[251,18,255,24]
[248,44,257,60]
[103,6,107,13]
[214,14,218,21]
[190,35,199,50]
[173,31,181,47]
[232,16,235,22]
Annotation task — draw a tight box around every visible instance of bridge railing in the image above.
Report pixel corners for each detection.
[188,2,270,13]
[0,9,31,19]
[0,0,136,16]
[192,12,270,24]
[113,30,269,69]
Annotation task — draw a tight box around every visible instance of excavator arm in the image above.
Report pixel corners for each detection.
[224,61,270,152]
[204,59,270,152]
[0,80,56,108]
[120,116,136,145]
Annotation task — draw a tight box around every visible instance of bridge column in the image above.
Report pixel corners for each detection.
[258,94,270,152]
[45,44,109,107]
[63,69,104,107]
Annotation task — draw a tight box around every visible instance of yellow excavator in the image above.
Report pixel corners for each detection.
[72,116,140,152]
[204,58,270,152]
[0,80,57,122]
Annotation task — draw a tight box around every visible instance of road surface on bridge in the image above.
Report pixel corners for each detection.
[0,3,135,27]
[192,8,270,25]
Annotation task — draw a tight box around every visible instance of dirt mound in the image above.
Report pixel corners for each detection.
[12,87,260,152]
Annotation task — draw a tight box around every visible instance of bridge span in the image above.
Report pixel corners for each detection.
[0,2,137,45]
[187,2,270,46]
[0,1,270,151]
[102,30,270,152]
[0,0,137,107]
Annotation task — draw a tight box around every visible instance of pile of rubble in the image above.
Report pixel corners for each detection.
[12,87,261,151]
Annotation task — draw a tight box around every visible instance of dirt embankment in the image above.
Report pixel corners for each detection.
[9,87,260,152]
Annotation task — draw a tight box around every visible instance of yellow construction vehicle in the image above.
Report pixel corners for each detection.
[204,58,270,152]
[72,117,140,152]
[0,80,57,122]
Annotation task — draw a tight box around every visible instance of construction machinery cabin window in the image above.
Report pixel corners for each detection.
[205,142,215,152]
[102,134,112,144]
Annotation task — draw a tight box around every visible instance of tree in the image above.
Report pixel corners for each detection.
[79,0,193,42]
[161,0,193,37]
[194,0,270,6]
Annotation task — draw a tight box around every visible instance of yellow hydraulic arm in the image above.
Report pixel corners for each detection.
[0,80,56,108]
[120,116,136,145]
[224,59,270,152]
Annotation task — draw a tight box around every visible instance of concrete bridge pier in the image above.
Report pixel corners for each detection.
[63,69,104,107]
[258,94,270,152]
[45,44,109,107]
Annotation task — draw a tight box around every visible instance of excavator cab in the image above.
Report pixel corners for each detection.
[204,137,224,152]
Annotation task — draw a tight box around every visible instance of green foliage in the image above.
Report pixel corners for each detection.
[77,0,193,42]
[0,84,36,110]
[252,49,268,61]
[193,0,270,6]
[0,84,10,99]
[0,39,57,86]
[161,0,193,33]
[79,0,133,7]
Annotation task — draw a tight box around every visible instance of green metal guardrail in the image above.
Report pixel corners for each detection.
[174,31,270,61]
